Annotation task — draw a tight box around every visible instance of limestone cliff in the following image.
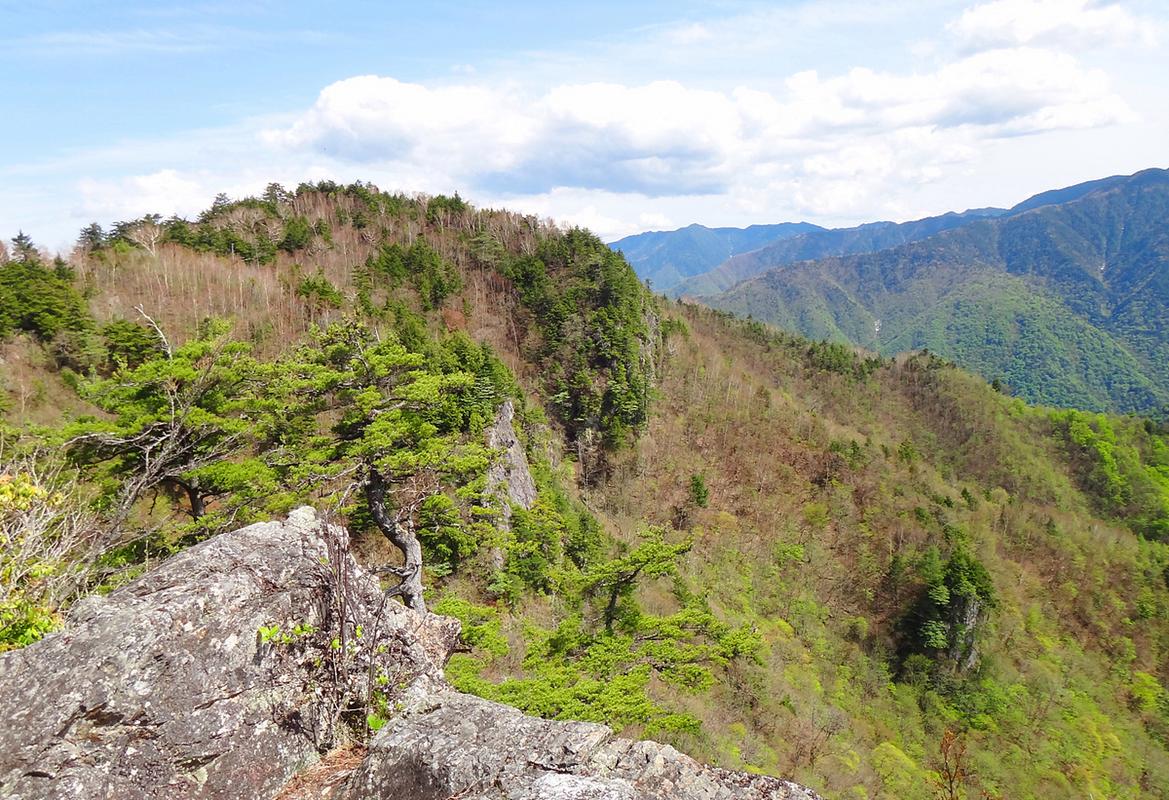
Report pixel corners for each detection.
[0,509,821,800]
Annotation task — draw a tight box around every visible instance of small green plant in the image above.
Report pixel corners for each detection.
[257,621,315,646]
[689,473,709,508]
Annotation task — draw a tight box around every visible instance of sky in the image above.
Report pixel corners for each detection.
[1,0,1166,249]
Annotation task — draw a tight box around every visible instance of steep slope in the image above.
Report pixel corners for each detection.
[610,222,823,292]
[673,207,1005,297]
[584,306,1169,798]
[705,168,1169,413]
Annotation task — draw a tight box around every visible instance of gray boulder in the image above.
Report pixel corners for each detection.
[0,508,455,800]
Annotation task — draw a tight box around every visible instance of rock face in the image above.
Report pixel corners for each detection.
[485,399,538,528]
[0,509,820,800]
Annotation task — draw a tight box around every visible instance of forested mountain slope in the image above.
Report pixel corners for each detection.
[610,221,823,293]
[2,184,1169,799]
[703,168,1169,414]
[672,207,1006,298]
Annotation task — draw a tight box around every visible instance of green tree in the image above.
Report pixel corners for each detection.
[280,320,490,612]
[0,255,97,366]
[280,216,313,252]
[580,526,692,632]
[77,223,106,253]
[688,473,709,508]
[10,232,37,263]
[67,319,272,526]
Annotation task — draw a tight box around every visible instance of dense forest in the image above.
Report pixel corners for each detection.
[3,183,1169,799]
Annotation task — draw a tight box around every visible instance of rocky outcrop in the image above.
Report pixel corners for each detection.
[0,509,820,800]
[485,398,538,567]
[0,508,456,800]
[347,677,820,800]
[486,400,537,518]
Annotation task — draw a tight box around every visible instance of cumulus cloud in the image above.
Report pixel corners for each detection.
[951,0,1158,51]
[262,45,1129,208]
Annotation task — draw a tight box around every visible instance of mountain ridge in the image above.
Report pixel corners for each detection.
[609,221,824,292]
[702,167,1169,414]
[671,205,1008,297]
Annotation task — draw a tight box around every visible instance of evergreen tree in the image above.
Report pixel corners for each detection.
[10,231,37,263]
[278,320,489,612]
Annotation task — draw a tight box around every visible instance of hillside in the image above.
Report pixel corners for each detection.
[3,184,1169,799]
[610,222,823,293]
[703,168,1169,414]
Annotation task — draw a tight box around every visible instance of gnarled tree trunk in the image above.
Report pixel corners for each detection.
[365,467,427,613]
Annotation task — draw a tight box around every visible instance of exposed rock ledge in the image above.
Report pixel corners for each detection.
[0,508,820,800]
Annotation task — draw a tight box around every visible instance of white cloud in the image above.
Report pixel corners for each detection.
[262,47,1128,207]
[785,47,1133,134]
[77,170,213,221]
[951,0,1158,51]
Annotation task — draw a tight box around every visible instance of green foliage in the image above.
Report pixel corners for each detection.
[359,239,462,310]
[706,174,1169,415]
[449,531,759,735]
[0,252,98,368]
[161,202,283,265]
[500,228,652,455]
[417,492,481,569]
[10,181,1169,798]
[871,741,933,800]
[806,340,880,379]
[579,526,693,631]
[279,216,313,252]
[282,321,484,472]
[404,239,462,310]
[274,320,504,595]
[67,320,280,530]
[99,320,164,371]
[688,473,709,508]
[1054,408,1169,539]
[296,272,345,315]
[433,596,509,657]
[899,545,996,669]
[425,193,470,224]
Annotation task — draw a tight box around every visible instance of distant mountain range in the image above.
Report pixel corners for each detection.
[608,221,823,292]
[611,168,1169,414]
[670,207,1007,297]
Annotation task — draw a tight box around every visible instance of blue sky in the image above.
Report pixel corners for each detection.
[3,0,1167,248]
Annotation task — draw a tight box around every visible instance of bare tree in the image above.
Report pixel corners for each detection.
[1,441,103,629]
[932,729,984,800]
[126,215,164,257]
